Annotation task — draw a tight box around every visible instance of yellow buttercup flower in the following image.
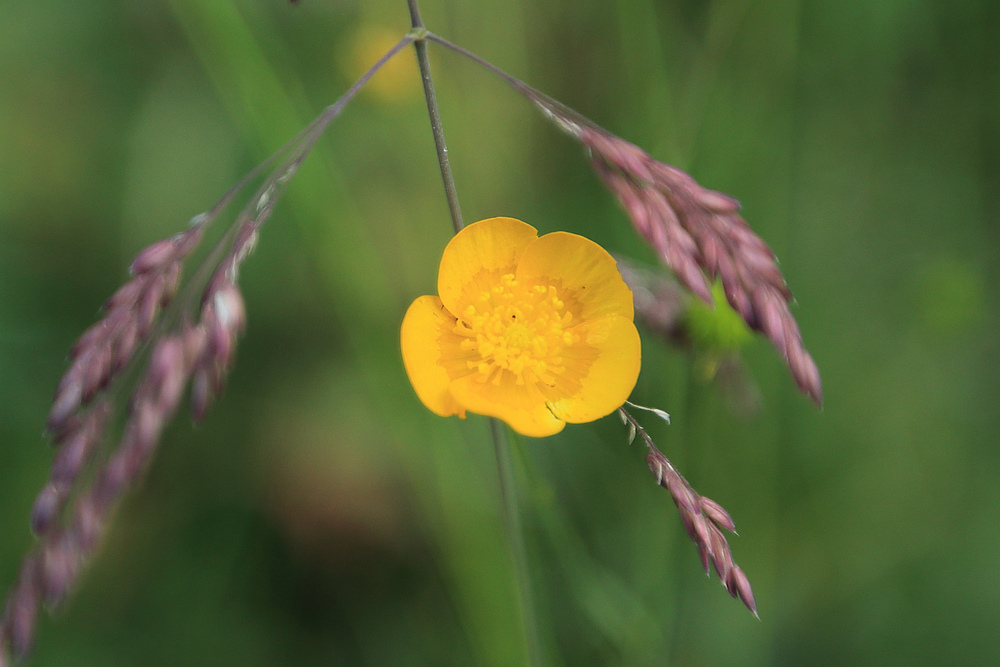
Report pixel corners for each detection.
[401,217,641,437]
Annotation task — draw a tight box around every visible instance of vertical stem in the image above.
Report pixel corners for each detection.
[491,420,545,667]
[408,0,464,233]
[407,1,539,663]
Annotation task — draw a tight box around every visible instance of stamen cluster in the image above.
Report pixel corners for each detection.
[456,275,577,387]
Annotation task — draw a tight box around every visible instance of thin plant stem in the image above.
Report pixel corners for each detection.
[142,32,420,375]
[407,1,464,232]
[492,420,545,667]
[183,30,416,235]
[406,1,540,662]
[424,32,594,133]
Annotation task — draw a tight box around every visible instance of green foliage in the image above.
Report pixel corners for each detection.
[684,281,754,353]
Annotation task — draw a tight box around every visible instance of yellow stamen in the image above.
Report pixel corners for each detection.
[460,277,575,388]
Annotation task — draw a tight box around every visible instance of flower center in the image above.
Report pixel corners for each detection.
[454,273,579,387]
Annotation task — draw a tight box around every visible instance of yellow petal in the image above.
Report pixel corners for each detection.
[400,295,466,418]
[546,315,641,424]
[516,232,634,322]
[437,217,539,317]
[449,373,566,438]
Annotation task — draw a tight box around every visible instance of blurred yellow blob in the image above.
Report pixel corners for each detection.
[401,218,641,437]
[339,25,420,103]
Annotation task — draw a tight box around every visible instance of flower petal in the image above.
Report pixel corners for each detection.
[546,314,641,424]
[516,232,634,322]
[400,295,466,418]
[449,374,566,438]
[438,217,539,317]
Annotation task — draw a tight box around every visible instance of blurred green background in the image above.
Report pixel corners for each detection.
[2,0,997,665]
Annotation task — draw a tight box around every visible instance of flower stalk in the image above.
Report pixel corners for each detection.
[492,420,545,667]
[408,0,463,233]
[407,2,542,663]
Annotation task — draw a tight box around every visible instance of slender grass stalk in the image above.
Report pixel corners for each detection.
[406,1,540,663]
[492,420,545,667]
[407,0,464,233]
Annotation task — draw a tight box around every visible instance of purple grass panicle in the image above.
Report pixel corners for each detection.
[0,225,252,661]
[46,228,202,436]
[0,191,266,665]
[1,32,420,663]
[619,407,758,616]
[582,126,822,406]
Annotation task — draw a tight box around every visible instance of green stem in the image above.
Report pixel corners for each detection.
[491,420,545,667]
[407,1,464,233]
[407,1,540,662]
